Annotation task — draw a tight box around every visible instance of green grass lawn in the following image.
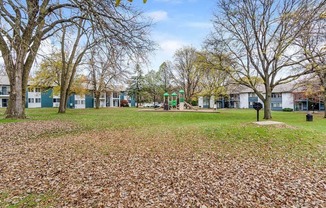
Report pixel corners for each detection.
[1,107,325,139]
[1,107,325,162]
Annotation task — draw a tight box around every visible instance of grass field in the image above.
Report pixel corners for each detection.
[0,108,325,207]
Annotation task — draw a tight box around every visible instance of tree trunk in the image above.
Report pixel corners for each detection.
[324,89,326,118]
[58,90,67,113]
[153,95,156,106]
[136,92,139,108]
[58,84,69,113]
[95,91,100,109]
[5,68,26,119]
[263,92,272,120]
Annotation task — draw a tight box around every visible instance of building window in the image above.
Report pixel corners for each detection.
[272,93,282,98]
[35,98,41,103]
[28,87,33,92]
[2,99,8,107]
[249,93,257,97]
[230,94,239,100]
[1,86,9,95]
[75,100,83,105]
[81,100,85,105]
[53,98,60,103]
[113,92,119,98]
[35,88,41,92]
[28,98,34,103]
[271,103,282,108]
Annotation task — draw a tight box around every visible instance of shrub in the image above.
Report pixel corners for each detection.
[282,108,293,112]
[191,100,198,106]
[120,100,129,107]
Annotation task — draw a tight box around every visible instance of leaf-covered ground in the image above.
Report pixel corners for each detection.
[0,119,325,207]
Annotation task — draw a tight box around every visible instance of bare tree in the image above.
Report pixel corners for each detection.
[0,0,153,118]
[88,44,129,109]
[173,46,201,103]
[57,19,92,113]
[296,13,326,117]
[0,1,78,118]
[115,0,148,7]
[207,0,325,119]
[157,61,174,93]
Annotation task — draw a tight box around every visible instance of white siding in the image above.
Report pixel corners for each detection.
[110,92,114,107]
[210,96,215,108]
[75,95,85,109]
[95,92,107,107]
[100,92,106,107]
[198,97,203,108]
[28,92,41,108]
[53,95,60,107]
[282,93,294,109]
[239,93,249,108]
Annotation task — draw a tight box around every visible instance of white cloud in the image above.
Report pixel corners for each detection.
[141,38,188,71]
[159,39,187,55]
[159,39,189,57]
[146,10,168,22]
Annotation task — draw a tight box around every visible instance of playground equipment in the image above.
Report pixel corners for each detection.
[171,92,177,108]
[163,90,191,111]
[163,92,169,110]
[179,90,185,111]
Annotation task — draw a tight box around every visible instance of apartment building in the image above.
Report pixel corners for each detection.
[198,83,324,111]
[0,75,132,109]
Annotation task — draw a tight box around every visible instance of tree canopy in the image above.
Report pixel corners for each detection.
[115,0,148,7]
[0,0,153,118]
[206,0,325,119]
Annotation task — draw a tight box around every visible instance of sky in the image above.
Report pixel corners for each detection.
[1,0,217,75]
[132,0,216,72]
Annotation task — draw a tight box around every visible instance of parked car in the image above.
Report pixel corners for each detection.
[154,103,162,108]
[143,103,154,108]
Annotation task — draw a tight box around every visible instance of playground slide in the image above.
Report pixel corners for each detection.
[184,101,198,110]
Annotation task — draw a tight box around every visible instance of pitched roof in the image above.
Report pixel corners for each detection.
[0,75,10,85]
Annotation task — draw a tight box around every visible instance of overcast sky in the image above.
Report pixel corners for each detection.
[133,0,216,72]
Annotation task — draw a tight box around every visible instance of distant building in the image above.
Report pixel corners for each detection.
[0,76,10,108]
[0,75,135,109]
[198,82,325,111]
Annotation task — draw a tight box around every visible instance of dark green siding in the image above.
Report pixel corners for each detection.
[130,97,135,107]
[67,94,75,108]
[25,90,28,108]
[85,93,94,108]
[41,88,53,107]
[120,91,124,100]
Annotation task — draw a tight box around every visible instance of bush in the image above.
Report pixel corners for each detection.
[120,100,129,107]
[282,108,293,112]
[191,100,198,106]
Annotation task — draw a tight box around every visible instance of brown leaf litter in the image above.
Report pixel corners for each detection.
[0,121,325,207]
